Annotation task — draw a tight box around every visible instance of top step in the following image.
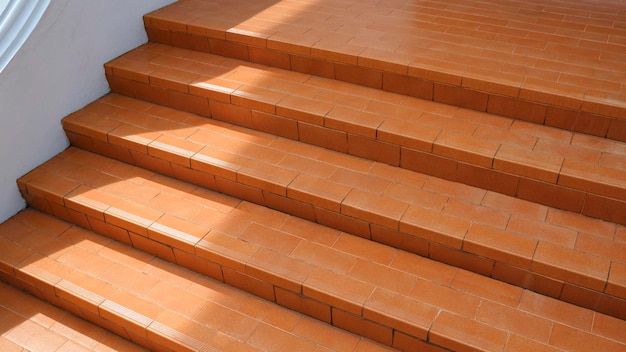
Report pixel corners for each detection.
[144,0,626,142]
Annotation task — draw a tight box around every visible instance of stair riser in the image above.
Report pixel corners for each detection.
[144,25,626,144]
[105,73,626,226]
[20,142,626,322]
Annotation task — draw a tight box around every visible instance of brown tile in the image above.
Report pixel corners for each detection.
[464,224,537,269]
[433,83,489,111]
[516,178,586,214]
[433,131,499,168]
[582,194,626,225]
[606,261,626,299]
[247,323,317,352]
[410,278,480,318]
[559,159,626,201]
[532,242,611,292]
[341,189,409,230]
[331,308,393,347]
[291,240,356,274]
[364,288,438,341]
[303,268,375,315]
[400,205,470,249]
[549,323,626,352]
[518,290,593,331]
[430,311,508,352]
[456,163,520,196]
[275,287,331,323]
[452,270,523,307]
[287,174,351,212]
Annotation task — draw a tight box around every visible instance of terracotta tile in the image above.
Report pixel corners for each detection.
[275,287,331,323]
[247,247,314,292]
[505,335,563,352]
[447,198,511,228]
[482,191,548,221]
[458,162,520,196]
[292,316,362,352]
[148,310,214,351]
[341,189,409,230]
[377,118,439,153]
[507,215,578,248]
[247,323,317,352]
[494,144,563,183]
[287,174,351,212]
[276,95,331,125]
[350,259,416,295]
[291,240,357,274]
[430,311,508,352]
[592,312,626,345]
[4,319,68,352]
[279,216,341,246]
[335,63,382,89]
[239,295,302,332]
[429,246,489,279]
[332,233,397,265]
[325,106,384,139]
[382,72,433,100]
[383,183,447,212]
[400,205,470,249]
[532,242,610,292]
[433,83,489,111]
[559,159,626,201]
[464,224,537,269]
[331,308,393,347]
[298,122,349,153]
[303,267,375,315]
[195,230,259,271]
[410,278,480,318]
[433,131,499,168]
[452,270,523,307]
[606,261,626,299]
[518,290,593,331]
[423,176,486,204]
[391,251,457,287]
[549,323,626,352]
[516,178,586,214]
[364,287,438,341]
[582,194,626,225]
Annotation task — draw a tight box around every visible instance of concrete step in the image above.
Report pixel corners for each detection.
[143,0,626,143]
[13,160,626,350]
[0,208,397,352]
[105,43,626,225]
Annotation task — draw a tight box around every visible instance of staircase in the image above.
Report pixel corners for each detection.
[2,0,626,350]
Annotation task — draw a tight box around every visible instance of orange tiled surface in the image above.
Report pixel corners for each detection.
[144,0,626,141]
[0,209,398,352]
[3,1,626,351]
[0,281,147,352]
[104,43,626,225]
[3,204,626,352]
[18,118,626,321]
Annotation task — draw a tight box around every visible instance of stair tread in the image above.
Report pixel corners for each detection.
[105,43,626,225]
[7,189,626,351]
[0,280,148,352]
[0,209,398,352]
[144,0,626,138]
[58,93,626,314]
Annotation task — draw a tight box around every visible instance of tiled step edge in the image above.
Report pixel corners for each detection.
[0,280,148,352]
[104,43,626,225]
[0,209,397,352]
[61,93,626,319]
[142,8,626,143]
[13,171,626,352]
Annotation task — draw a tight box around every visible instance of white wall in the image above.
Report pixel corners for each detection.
[0,0,175,222]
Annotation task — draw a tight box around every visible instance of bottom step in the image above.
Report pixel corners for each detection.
[0,280,147,352]
[0,209,397,352]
